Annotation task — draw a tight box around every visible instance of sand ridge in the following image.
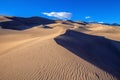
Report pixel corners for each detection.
[0,26,65,55]
[0,23,120,80]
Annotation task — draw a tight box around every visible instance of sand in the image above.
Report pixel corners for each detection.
[0,23,120,80]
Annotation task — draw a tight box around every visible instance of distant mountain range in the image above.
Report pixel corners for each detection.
[0,16,120,30]
[87,21,120,26]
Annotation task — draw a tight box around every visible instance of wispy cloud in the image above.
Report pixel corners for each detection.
[42,12,72,20]
[85,16,91,19]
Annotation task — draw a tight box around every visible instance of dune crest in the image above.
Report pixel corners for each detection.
[0,18,120,80]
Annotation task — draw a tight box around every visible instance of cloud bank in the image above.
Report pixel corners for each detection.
[42,12,72,20]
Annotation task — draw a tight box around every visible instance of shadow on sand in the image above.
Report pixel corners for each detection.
[0,16,55,30]
[54,29,120,79]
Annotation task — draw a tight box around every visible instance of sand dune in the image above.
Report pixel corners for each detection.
[0,26,64,54]
[0,23,120,80]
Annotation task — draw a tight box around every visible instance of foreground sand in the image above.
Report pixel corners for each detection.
[0,24,120,80]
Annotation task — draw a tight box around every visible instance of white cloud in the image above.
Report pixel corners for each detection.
[85,16,91,19]
[98,21,104,23]
[42,12,72,20]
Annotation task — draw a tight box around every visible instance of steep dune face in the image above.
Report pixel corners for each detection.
[55,30,120,79]
[0,30,117,80]
[0,16,55,30]
[0,21,120,80]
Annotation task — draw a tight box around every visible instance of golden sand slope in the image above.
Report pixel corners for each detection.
[0,26,64,54]
[0,24,120,80]
[75,24,120,41]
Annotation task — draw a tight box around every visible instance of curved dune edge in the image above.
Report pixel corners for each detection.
[0,24,120,80]
[0,27,64,54]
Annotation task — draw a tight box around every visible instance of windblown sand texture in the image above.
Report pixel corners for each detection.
[0,17,120,80]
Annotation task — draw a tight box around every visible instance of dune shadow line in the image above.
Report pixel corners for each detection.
[0,16,55,30]
[54,29,120,79]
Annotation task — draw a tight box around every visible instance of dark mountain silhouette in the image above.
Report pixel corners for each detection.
[103,23,120,26]
[87,21,120,26]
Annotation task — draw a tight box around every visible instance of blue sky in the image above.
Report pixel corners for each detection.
[0,0,120,23]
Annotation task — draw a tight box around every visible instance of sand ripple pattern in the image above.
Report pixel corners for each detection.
[0,27,117,80]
